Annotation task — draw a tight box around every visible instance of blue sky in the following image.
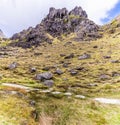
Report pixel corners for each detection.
[0,0,120,37]
[101,1,120,23]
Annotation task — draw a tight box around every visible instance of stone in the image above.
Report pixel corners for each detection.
[52,91,62,95]
[55,69,63,75]
[63,62,71,68]
[99,74,110,80]
[64,53,74,59]
[70,70,78,75]
[29,100,36,106]
[30,67,36,73]
[78,53,91,60]
[42,66,51,71]
[75,95,85,99]
[112,72,120,77]
[64,92,72,96]
[75,66,84,71]
[93,45,98,48]
[103,55,111,59]
[69,6,87,18]
[43,80,54,87]
[8,62,18,69]
[60,54,66,57]
[35,72,53,81]
[111,60,120,63]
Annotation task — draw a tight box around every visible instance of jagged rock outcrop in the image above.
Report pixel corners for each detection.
[10,6,102,48]
[0,29,6,38]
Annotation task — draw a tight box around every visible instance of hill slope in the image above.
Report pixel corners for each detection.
[0,7,120,125]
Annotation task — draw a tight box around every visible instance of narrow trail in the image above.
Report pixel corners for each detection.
[94,98,120,105]
[1,83,120,105]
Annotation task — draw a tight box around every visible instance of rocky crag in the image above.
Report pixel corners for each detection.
[10,6,102,48]
[0,29,6,38]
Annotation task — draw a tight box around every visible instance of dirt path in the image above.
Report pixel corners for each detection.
[94,98,120,105]
[2,83,120,105]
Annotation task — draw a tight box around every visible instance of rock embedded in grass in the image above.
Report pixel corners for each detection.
[35,72,53,81]
[78,53,91,60]
[70,69,78,76]
[43,80,54,87]
[99,74,110,80]
[30,67,36,73]
[54,68,63,75]
[75,95,86,99]
[103,55,111,59]
[112,72,120,77]
[8,62,18,69]
[75,66,84,71]
[64,53,74,59]
[111,60,120,63]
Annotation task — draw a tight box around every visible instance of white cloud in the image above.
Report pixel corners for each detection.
[0,0,119,36]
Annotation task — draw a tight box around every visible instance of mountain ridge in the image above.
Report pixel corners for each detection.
[10,6,102,48]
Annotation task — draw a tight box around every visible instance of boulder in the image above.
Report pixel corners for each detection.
[35,72,53,81]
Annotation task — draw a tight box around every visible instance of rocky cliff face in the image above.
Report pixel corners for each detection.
[11,6,102,48]
[0,29,6,38]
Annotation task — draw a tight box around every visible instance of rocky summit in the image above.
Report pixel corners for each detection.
[10,6,102,48]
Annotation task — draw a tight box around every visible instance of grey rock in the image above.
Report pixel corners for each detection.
[64,92,72,96]
[44,80,54,87]
[112,72,120,77]
[10,6,101,48]
[64,53,74,59]
[63,62,71,68]
[93,45,98,48]
[100,74,110,80]
[103,55,111,59]
[35,72,53,81]
[9,62,18,69]
[30,67,36,73]
[111,60,120,63]
[42,66,51,71]
[69,6,87,18]
[70,70,78,75]
[55,69,63,75]
[75,66,84,71]
[29,100,36,106]
[75,95,85,99]
[78,53,91,60]
[60,54,66,57]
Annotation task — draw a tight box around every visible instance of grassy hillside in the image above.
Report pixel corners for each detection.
[0,28,120,124]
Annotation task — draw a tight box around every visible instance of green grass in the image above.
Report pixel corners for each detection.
[0,27,120,124]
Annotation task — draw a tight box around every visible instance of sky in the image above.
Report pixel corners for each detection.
[0,0,120,37]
